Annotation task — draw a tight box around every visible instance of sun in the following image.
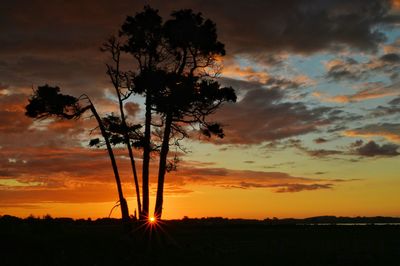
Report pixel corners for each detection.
[149,216,156,223]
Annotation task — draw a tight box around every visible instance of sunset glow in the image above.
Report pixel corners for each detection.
[1,1,400,221]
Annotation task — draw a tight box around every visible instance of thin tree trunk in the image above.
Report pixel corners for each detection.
[141,96,152,220]
[115,88,142,217]
[154,113,173,220]
[124,128,142,217]
[89,104,130,222]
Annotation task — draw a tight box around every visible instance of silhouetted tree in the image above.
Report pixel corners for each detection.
[153,77,236,219]
[120,7,236,219]
[152,10,237,219]
[101,36,142,217]
[25,5,236,224]
[25,85,130,224]
[120,6,164,219]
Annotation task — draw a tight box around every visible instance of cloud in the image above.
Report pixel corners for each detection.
[0,146,348,205]
[325,49,400,82]
[220,59,314,93]
[370,94,400,116]
[325,58,365,81]
[314,137,328,144]
[0,0,398,210]
[0,55,109,98]
[303,149,343,157]
[207,84,334,144]
[200,0,396,54]
[1,0,396,57]
[171,163,346,193]
[350,140,365,148]
[383,38,400,54]
[0,80,358,207]
[266,137,400,159]
[355,140,400,157]
[124,102,141,118]
[275,183,333,193]
[221,65,270,84]
[0,93,33,134]
[314,82,399,103]
[344,123,400,142]
[223,182,334,192]
[286,139,343,158]
[389,96,400,105]
[0,0,398,98]
[380,53,400,63]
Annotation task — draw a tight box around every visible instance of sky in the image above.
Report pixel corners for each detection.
[1,0,400,219]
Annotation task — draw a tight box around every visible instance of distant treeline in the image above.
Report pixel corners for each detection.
[1,214,399,225]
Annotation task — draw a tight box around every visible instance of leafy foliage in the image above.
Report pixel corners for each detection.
[25,85,87,119]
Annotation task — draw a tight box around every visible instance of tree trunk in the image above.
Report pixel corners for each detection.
[141,96,152,220]
[115,87,142,217]
[125,134,142,217]
[154,113,173,220]
[89,104,130,222]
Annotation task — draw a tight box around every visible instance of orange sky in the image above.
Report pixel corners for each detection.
[1,0,400,219]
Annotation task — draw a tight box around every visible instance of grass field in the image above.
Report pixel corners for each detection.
[1,216,399,266]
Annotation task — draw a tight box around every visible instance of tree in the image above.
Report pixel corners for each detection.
[25,5,236,224]
[120,6,164,219]
[101,36,142,217]
[152,10,237,219]
[153,76,236,219]
[120,7,237,220]
[25,85,131,223]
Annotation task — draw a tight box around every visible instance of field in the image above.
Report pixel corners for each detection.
[1,216,399,266]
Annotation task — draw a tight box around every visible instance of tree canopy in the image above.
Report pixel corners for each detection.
[25,5,236,222]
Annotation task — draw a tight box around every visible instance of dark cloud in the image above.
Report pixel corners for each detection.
[275,183,333,193]
[380,53,400,63]
[303,149,343,157]
[289,139,343,157]
[267,134,397,160]
[389,96,400,105]
[1,0,396,56]
[371,104,400,117]
[350,140,364,148]
[0,147,124,181]
[224,182,334,193]
[325,57,365,81]
[172,164,346,193]
[242,53,286,68]
[209,85,334,145]
[190,0,395,54]
[0,0,398,97]
[219,77,265,92]
[124,102,141,118]
[0,83,9,90]
[0,93,32,134]
[0,55,108,98]
[314,137,328,144]
[371,95,400,117]
[356,140,400,157]
[263,161,296,169]
[325,50,400,83]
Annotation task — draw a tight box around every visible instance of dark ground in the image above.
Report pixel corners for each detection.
[1,216,400,266]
